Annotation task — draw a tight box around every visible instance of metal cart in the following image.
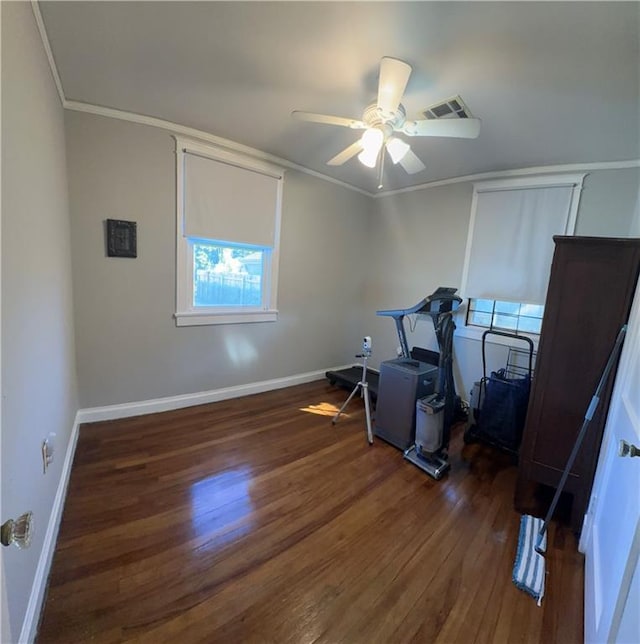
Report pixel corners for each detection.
[464,330,535,456]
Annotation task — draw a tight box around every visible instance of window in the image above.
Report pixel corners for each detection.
[174,137,284,326]
[466,299,545,334]
[460,174,585,336]
[193,241,264,308]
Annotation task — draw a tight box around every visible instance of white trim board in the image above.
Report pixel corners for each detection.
[30,0,640,201]
[64,100,373,198]
[19,415,80,644]
[61,101,640,201]
[30,1,65,106]
[77,366,351,423]
[17,366,349,639]
[30,1,369,197]
[375,160,640,198]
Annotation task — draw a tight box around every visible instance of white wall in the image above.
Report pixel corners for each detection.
[367,168,640,399]
[65,111,371,408]
[1,3,78,640]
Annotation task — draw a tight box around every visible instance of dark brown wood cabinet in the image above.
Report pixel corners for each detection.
[515,236,640,533]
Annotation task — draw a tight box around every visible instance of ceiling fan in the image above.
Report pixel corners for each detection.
[292,57,481,187]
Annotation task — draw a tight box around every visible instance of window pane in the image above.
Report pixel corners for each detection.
[517,316,543,334]
[468,311,493,327]
[520,303,545,318]
[193,242,263,307]
[494,300,520,315]
[471,299,494,313]
[493,313,518,331]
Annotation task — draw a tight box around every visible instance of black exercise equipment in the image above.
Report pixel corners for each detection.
[376,287,463,479]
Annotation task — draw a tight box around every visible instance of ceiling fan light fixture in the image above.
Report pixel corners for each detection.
[386,137,410,164]
[358,127,384,167]
[360,127,384,153]
[357,148,380,168]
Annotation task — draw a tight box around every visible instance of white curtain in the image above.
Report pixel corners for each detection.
[462,185,575,305]
[183,152,280,248]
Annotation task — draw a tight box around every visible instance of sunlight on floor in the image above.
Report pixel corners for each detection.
[443,484,461,506]
[189,467,255,549]
[299,401,342,417]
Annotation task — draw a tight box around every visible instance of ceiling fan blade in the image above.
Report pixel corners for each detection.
[291,111,365,129]
[403,118,481,139]
[398,148,426,175]
[327,141,363,166]
[377,57,412,116]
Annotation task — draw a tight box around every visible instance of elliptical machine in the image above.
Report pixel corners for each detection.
[403,289,461,479]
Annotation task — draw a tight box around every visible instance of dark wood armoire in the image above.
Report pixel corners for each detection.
[515,236,640,533]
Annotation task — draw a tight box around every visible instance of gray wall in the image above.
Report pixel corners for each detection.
[65,112,371,408]
[366,168,640,397]
[632,184,640,236]
[65,109,638,410]
[575,168,640,237]
[364,181,472,369]
[1,3,78,640]
[1,6,637,639]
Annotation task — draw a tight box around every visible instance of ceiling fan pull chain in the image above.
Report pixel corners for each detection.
[377,150,385,190]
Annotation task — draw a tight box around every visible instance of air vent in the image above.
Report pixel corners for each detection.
[423,95,472,120]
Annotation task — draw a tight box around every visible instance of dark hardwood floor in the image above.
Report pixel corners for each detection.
[37,380,584,643]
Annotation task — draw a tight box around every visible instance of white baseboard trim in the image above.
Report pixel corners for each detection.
[77,366,352,424]
[19,414,81,644]
[15,365,352,640]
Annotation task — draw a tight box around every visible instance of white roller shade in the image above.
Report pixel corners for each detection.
[183,152,280,247]
[462,184,576,305]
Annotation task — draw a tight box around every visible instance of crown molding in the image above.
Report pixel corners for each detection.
[62,99,640,202]
[63,100,372,197]
[31,0,640,201]
[374,159,640,198]
[31,0,65,106]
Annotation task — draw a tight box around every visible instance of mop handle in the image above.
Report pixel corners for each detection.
[535,324,628,553]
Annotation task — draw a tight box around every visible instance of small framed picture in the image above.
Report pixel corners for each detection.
[106,219,137,258]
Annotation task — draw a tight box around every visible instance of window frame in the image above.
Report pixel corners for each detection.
[456,174,585,345]
[174,137,284,327]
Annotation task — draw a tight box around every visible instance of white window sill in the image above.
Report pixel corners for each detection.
[454,325,539,351]
[175,309,278,326]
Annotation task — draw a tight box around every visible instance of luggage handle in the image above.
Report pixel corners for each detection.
[481,330,534,383]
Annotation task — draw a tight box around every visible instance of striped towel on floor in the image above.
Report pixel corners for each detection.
[512,514,547,605]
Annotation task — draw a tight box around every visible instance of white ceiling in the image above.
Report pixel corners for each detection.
[38,1,640,194]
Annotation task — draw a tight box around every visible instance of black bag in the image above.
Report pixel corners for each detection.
[464,330,534,455]
[477,369,531,450]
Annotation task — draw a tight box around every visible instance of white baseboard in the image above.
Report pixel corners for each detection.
[15,365,353,641]
[77,366,352,424]
[19,415,81,644]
